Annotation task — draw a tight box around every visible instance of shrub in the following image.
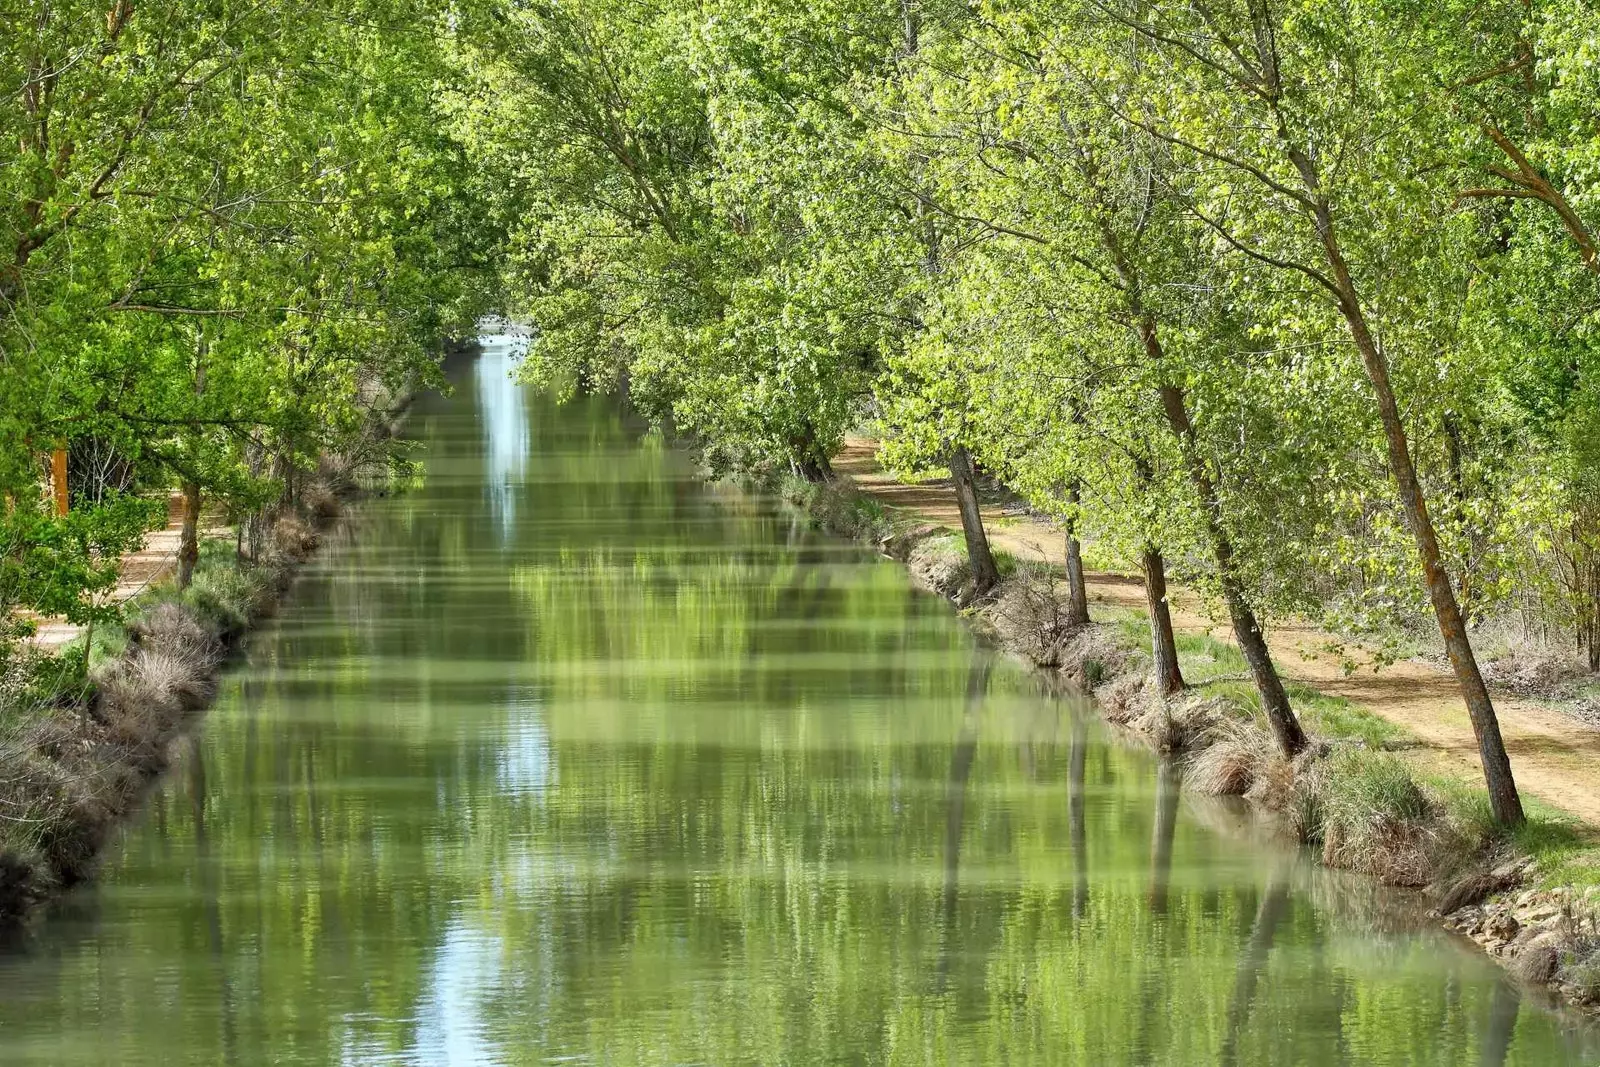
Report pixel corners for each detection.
[182,563,273,637]
[303,478,344,521]
[272,515,320,560]
[990,566,1083,668]
[131,648,216,712]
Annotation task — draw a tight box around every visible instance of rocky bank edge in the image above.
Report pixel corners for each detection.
[0,392,416,925]
[770,471,1600,1015]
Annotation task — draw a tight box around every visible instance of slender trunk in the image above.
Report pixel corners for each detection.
[1069,715,1089,920]
[1322,245,1522,823]
[795,455,830,484]
[1442,413,1475,612]
[1266,81,1524,821]
[1141,542,1186,696]
[792,423,834,483]
[936,657,985,991]
[1064,478,1091,627]
[177,481,201,589]
[1140,328,1305,754]
[1218,876,1292,1067]
[949,446,1000,596]
[51,447,69,516]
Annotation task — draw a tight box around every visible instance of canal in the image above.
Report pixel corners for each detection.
[0,328,1595,1064]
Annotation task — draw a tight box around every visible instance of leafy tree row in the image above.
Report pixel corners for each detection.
[458,0,1600,826]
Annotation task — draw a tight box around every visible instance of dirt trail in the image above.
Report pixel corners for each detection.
[28,494,231,650]
[835,438,1600,827]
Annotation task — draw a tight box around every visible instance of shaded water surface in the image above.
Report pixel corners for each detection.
[2,332,1597,1065]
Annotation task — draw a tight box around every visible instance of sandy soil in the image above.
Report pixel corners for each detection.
[835,437,1600,828]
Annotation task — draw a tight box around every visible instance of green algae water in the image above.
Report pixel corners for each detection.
[1,329,1597,1066]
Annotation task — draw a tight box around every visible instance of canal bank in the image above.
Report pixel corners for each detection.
[768,466,1600,1016]
[0,380,420,926]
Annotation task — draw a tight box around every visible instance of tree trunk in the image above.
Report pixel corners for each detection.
[1064,478,1091,627]
[1141,542,1186,696]
[1319,241,1523,824]
[1161,379,1304,753]
[1248,70,1523,819]
[1145,344,1305,754]
[1218,876,1291,1067]
[177,481,201,589]
[949,446,1001,596]
[51,447,69,516]
[1266,90,1525,822]
[1069,715,1089,920]
[792,423,834,483]
[1442,412,1476,612]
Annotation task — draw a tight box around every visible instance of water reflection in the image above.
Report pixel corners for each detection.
[409,920,506,1067]
[1218,872,1292,1067]
[476,323,530,540]
[0,332,1595,1065]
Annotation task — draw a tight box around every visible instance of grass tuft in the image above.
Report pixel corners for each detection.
[1317,748,1438,886]
[1186,718,1263,796]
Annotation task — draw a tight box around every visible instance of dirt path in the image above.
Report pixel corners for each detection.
[835,438,1600,827]
[28,494,231,650]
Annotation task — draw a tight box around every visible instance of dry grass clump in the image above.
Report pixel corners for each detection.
[1,572,270,916]
[127,602,220,665]
[1245,746,1306,812]
[131,648,216,712]
[1480,646,1589,698]
[1058,625,1137,691]
[906,537,970,599]
[0,732,124,892]
[1128,693,1220,754]
[272,514,321,560]
[1131,704,1183,753]
[1187,718,1268,796]
[316,453,362,497]
[882,523,941,562]
[1561,942,1600,1003]
[1315,748,1441,887]
[302,478,345,522]
[1097,671,1150,724]
[90,645,211,775]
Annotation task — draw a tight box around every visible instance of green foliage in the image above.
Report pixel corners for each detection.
[2,1,502,665]
[0,494,161,628]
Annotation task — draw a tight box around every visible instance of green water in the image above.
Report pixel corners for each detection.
[1,331,1596,1065]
